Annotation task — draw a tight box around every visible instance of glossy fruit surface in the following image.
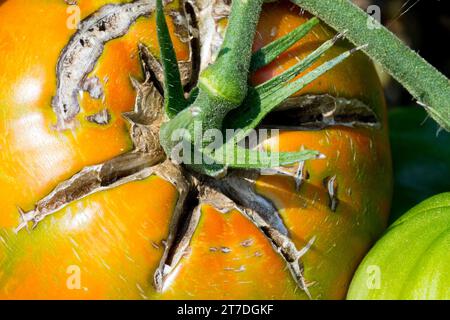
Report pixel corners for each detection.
[348,193,450,300]
[0,0,392,299]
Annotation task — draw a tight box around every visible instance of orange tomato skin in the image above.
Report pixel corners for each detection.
[248,3,392,299]
[0,0,392,299]
[0,0,188,300]
[0,0,189,229]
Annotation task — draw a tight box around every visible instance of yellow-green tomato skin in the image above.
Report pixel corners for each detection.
[347,193,450,300]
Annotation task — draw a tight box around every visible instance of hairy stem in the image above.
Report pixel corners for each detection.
[199,0,265,105]
[291,0,450,131]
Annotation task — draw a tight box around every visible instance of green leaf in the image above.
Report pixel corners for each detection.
[250,17,320,72]
[389,107,450,222]
[155,0,188,118]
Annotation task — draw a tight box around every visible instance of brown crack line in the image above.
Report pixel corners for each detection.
[155,182,317,298]
[15,152,164,233]
[53,0,194,130]
[260,94,381,130]
[16,43,168,232]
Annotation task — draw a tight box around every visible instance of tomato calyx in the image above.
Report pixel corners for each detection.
[157,0,368,177]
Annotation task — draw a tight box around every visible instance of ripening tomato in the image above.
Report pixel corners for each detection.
[0,0,392,300]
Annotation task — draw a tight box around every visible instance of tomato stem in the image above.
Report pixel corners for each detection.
[159,0,266,176]
[198,0,264,105]
[157,0,359,177]
[291,0,450,131]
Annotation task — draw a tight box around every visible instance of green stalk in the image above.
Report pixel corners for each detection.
[159,0,266,176]
[291,0,450,131]
[199,0,265,105]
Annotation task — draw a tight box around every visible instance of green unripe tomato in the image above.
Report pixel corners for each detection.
[347,193,450,300]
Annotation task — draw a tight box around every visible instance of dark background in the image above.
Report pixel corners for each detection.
[353,0,450,221]
[354,0,450,107]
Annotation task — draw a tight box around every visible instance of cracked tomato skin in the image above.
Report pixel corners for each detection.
[0,0,392,299]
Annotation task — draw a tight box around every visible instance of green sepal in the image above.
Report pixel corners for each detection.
[256,32,344,97]
[215,146,320,169]
[156,0,188,118]
[226,45,360,138]
[250,17,320,72]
